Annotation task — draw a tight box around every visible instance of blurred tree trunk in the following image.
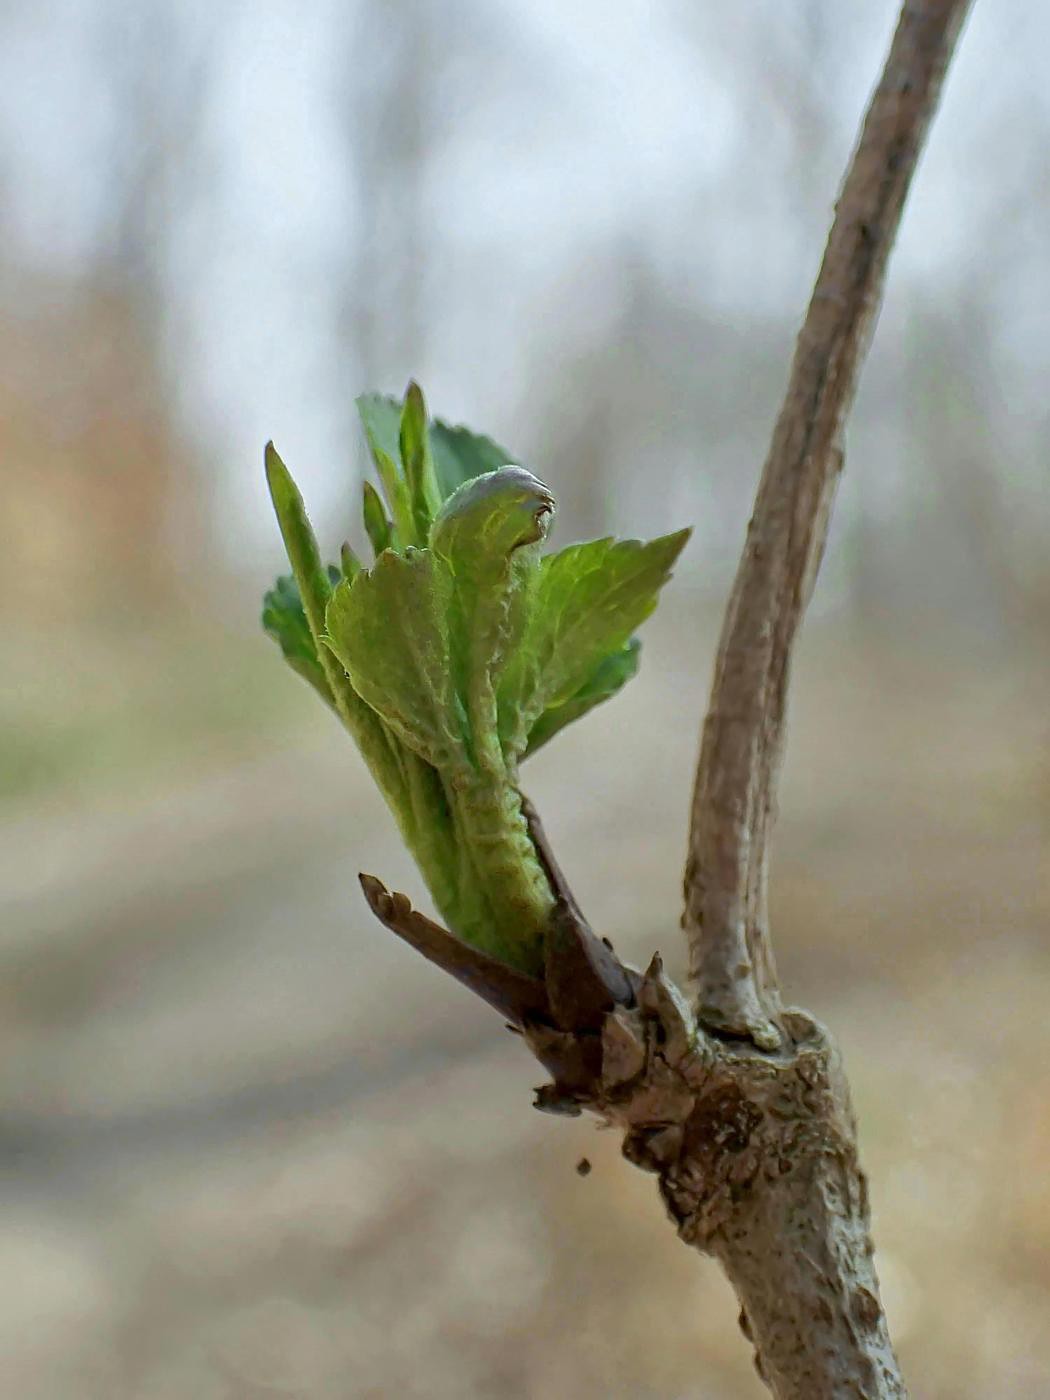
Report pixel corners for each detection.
[1,4,214,623]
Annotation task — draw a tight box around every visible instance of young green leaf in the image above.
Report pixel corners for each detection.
[333,469,559,971]
[265,441,335,642]
[429,468,554,582]
[355,393,402,465]
[264,400,688,983]
[325,550,468,774]
[340,540,363,581]
[399,381,442,546]
[356,395,414,544]
[430,468,554,772]
[523,638,641,757]
[262,574,335,707]
[355,389,517,501]
[430,418,516,498]
[498,529,691,759]
[362,480,394,557]
[265,442,415,833]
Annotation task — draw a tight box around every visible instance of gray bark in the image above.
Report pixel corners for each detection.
[525,976,905,1399]
[684,0,975,1050]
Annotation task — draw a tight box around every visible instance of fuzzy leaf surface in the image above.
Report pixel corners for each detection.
[325,550,467,773]
[430,468,553,772]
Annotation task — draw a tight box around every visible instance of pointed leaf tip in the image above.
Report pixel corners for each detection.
[668,525,692,557]
[264,440,298,510]
[262,440,335,648]
[264,439,278,481]
[399,381,441,545]
[341,540,363,580]
[362,479,393,557]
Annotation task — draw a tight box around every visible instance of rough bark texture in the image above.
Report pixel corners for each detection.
[360,3,974,1396]
[525,980,904,1399]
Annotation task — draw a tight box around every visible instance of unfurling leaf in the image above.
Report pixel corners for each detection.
[429,467,554,574]
[263,389,688,979]
[430,468,554,773]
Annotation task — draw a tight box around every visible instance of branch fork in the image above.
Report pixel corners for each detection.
[363,852,902,1396]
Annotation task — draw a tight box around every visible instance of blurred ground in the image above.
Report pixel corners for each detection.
[2,601,1047,1399]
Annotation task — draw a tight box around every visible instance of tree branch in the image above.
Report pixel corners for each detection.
[354,4,973,1394]
[683,0,974,1048]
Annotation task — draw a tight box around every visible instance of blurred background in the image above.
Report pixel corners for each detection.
[1,1,1047,1396]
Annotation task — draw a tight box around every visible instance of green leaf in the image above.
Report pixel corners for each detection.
[265,441,335,642]
[399,381,442,545]
[362,480,393,557]
[523,638,641,757]
[429,468,554,583]
[498,528,691,759]
[266,410,689,983]
[340,540,363,581]
[324,549,468,773]
[355,389,518,501]
[355,392,401,461]
[265,441,414,829]
[261,574,335,706]
[355,395,413,544]
[430,418,516,498]
[328,474,559,972]
[430,468,554,773]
